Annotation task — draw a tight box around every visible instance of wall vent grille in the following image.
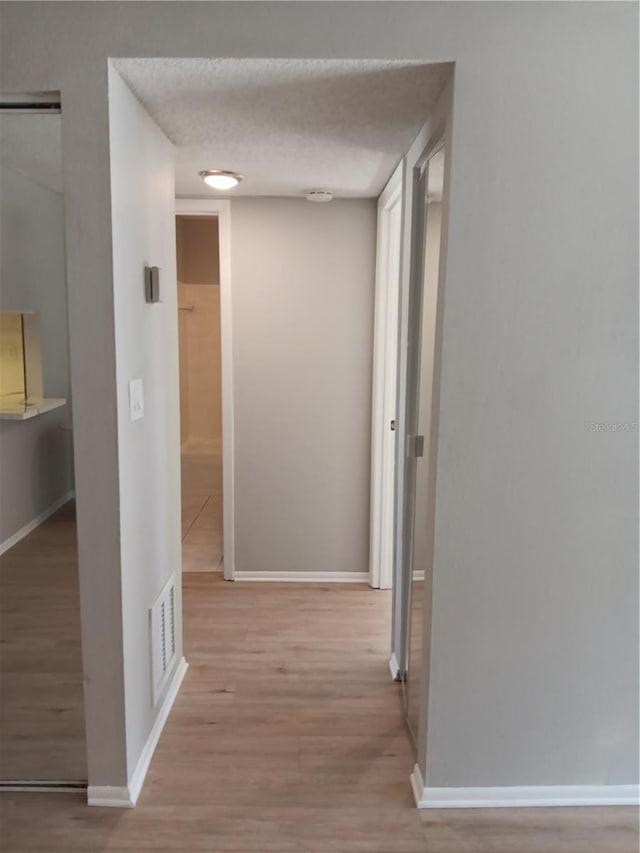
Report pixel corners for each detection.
[150,575,177,706]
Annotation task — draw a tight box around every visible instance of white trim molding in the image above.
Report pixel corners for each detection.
[234,571,369,584]
[86,785,132,809]
[88,656,188,808]
[0,490,75,556]
[410,764,639,809]
[388,652,402,681]
[127,656,188,806]
[175,198,235,581]
[369,160,404,591]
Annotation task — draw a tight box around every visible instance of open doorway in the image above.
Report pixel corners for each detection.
[176,214,224,574]
[100,57,453,811]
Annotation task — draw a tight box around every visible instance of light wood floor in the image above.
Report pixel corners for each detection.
[0,501,86,782]
[181,452,223,572]
[1,518,637,851]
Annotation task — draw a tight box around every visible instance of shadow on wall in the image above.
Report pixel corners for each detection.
[31,420,74,507]
[0,416,73,542]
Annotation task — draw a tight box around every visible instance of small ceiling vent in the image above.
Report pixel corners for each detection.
[150,575,177,706]
[306,190,333,203]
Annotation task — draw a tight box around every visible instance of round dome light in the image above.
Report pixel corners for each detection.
[199,170,243,191]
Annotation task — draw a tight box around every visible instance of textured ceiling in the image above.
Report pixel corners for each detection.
[114,58,450,198]
[0,114,63,194]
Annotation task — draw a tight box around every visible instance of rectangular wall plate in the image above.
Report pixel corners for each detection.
[128,378,144,421]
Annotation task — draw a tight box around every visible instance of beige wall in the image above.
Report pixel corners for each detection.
[176,216,222,453]
[231,198,377,577]
[177,282,222,453]
[176,216,220,285]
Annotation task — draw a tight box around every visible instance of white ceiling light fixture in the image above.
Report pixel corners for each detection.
[199,169,243,190]
[306,190,333,203]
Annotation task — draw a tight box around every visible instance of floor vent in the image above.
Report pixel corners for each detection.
[150,574,177,706]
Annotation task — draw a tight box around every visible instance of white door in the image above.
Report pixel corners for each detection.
[369,162,404,589]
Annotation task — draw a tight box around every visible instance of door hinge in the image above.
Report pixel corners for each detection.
[390,419,396,431]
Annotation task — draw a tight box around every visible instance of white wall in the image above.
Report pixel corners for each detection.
[1,1,636,793]
[0,165,74,544]
[108,66,183,784]
[230,198,376,576]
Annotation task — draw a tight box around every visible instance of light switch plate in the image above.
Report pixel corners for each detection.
[129,378,144,421]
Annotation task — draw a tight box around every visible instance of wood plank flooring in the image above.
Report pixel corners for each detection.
[1,512,637,851]
[0,501,86,782]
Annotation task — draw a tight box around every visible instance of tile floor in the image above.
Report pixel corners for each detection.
[182,452,223,572]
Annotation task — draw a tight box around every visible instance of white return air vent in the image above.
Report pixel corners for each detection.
[150,575,177,706]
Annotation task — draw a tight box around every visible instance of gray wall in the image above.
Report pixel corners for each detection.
[423,21,638,788]
[231,198,376,576]
[1,1,636,792]
[0,164,74,544]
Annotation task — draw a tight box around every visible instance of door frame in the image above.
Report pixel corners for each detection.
[369,160,404,590]
[391,76,454,684]
[401,139,446,749]
[175,198,235,580]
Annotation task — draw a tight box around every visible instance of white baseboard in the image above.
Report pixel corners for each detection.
[0,490,75,556]
[127,656,188,806]
[86,785,132,808]
[389,652,401,681]
[410,764,639,809]
[182,564,223,574]
[88,656,188,808]
[233,571,369,583]
[410,763,427,808]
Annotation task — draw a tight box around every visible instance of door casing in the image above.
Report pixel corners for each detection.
[391,76,454,699]
[369,160,404,592]
[175,198,235,580]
